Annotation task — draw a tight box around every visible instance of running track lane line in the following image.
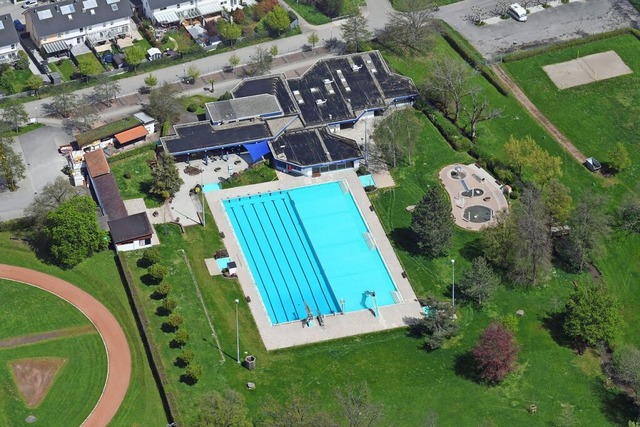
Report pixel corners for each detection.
[0,264,131,427]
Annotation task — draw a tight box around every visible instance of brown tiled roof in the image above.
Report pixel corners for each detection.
[115,125,148,145]
[108,213,153,244]
[84,149,110,178]
[92,174,127,221]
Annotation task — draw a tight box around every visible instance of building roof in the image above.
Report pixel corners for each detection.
[133,111,155,125]
[205,94,283,124]
[26,0,131,37]
[0,14,19,48]
[108,212,153,244]
[272,127,362,167]
[147,0,183,11]
[115,125,148,144]
[161,121,272,155]
[75,116,141,147]
[84,149,110,178]
[92,173,128,220]
[232,75,299,116]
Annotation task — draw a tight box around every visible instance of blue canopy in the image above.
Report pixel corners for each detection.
[244,141,271,162]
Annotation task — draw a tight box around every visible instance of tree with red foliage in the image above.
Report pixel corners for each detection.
[253,0,278,21]
[473,322,520,383]
[232,8,245,24]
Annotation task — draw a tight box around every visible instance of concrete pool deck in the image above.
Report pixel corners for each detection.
[206,170,421,350]
[439,164,509,232]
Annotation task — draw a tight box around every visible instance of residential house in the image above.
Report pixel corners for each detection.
[75,115,149,150]
[0,14,20,64]
[142,0,238,25]
[24,0,132,56]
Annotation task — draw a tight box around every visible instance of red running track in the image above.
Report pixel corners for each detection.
[0,264,131,427]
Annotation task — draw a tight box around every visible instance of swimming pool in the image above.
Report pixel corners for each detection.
[203,182,222,192]
[224,181,399,325]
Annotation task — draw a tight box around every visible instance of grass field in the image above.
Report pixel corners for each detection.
[503,33,640,201]
[109,144,164,208]
[222,162,277,188]
[0,237,167,426]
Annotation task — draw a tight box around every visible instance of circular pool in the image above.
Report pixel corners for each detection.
[463,205,493,223]
[450,167,467,180]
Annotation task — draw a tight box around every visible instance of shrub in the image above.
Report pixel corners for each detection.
[178,349,195,366]
[184,364,203,383]
[167,313,184,329]
[232,8,245,24]
[498,313,519,333]
[142,247,161,265]
[156,282,172,298]
[174,329,189,347]
[148,264,168,283]
[474,322,520,383]
[187,103,198,112]
[493,167,514,184]
[161,298,178,313]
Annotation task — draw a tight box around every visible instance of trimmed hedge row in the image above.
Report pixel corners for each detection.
[116,253,183,426]
[420,102,472,152]
[502,28,640,63]
[438,21,510,97]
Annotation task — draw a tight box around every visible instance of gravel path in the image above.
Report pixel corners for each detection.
[0,324,96,349]
[0,264,131,427]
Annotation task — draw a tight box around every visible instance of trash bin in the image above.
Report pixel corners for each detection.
[244,355,256,370]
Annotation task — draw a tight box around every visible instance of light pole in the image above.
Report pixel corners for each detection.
[34,106,38,123]
[451,259,456,309]
[235,299,240,364]
[364,119,368,166]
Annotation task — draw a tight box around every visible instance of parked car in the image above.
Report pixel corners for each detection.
[22,0,37,8]
[13,19,25,32]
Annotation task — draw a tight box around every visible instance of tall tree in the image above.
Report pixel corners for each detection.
[481,209,514,271]
[459,256,498,305]
[372,109,421,167]
[146,82,182,124]
[2,102,28,132]
[422,57,476,124]
[150,151,183,200]
[26,176,86,226]
[26,74,44,95]
[335,382,383,427]
[340,12,371,53]
[259,389,336,427]
[264,6,291,36]
[411,185,454,258]
[50,92,78,118]
[218,20,242,47]
[617,192,640,235]
[124,45,146,70]
[413,295,458,350]
[511,187,552,286]
[382,3,438,56]
[504,135,537,179]
[93,75,121,106]
[195,390,252,427]
[563,283,622,351]
[543,179,572,225]
[529,148,562,190]
[607,142,631,173]
[462,88,501,142]
[473,322,520,383]
[249,46,273,76]
[67,95,99,133]
[44,196,109,268]
[0,135,26,192]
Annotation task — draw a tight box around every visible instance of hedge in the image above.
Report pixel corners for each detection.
[420,102,472,152]
[502,28,640,63]
[438,20,511,97]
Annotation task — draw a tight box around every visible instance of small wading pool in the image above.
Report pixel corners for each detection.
[203,182,222,192]
[224,181,399,325]
[463,205,493,223]
[359,174,376,188]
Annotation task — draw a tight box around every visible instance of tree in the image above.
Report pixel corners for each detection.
[26,176,85,226]
[124,45,146,70]
[178,349,195,366]
[264,6,291,36]
[167,313,184,329]
[184,363,203,383]
[187,65,201,82]
[26,74,44,95]
[510,187,553,286]
[148,263,168,283]
[382,3,438,56]
[462,88,502,142]
[146,82,182,124]
[150,151,183,200]
[93,75,121,106]
[143,247,161,265]
[195,390,252,427]
[473,322,520,383]
[2,102,28,132]
[341,12,371,53]
[77,56,103,76]
[608,142,631,173]
[249,46,273,76]
[618,192,640,235]
[307,32,320,50]
[372,109,421,167]
[412,296,458,350]
[459,256,498,305]
[208,78,215,92]
[529,147,562,189]
[218,20,242,47]
[481,209,515,271]
[612,345,640,388]
[556,196,609,272]
[228,54,240,70]
[173,329,189,347]
[335,382,383,427]
[411,186,454,258]
[162,298,178,313]
[0,136,26,192]
[44,196,109,268]
[422,57,477,124]
[156,282,172,298]
[66,95,98,133]
[144,74,158,88]
[269,44,279,58]
[504,135,538,179]
[15,51,29,71]
[543,179,572,225]
[563,284,622,351]
[259,390,336,427]
[50,92,78,118]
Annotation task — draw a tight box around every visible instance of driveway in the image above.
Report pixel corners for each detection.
[437,0,640,59]
[0,125,72,221]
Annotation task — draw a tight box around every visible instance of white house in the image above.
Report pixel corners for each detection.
[24,0,133,55]
[0,14,20,64]
[142,0,236,25]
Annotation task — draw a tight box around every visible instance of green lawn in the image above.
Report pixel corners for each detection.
[0,334,107,427]
[0,236,167,426]
[0,280,91,340]
[502,33,640,200]
[221,162,277,188]
[109,144,164,208]
[181,94,216,116]
[75,53,105,75]
[391,0,460,12]
[49,59,75,81]
[281,0,331,25]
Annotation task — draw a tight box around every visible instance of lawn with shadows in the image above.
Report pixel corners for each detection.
[109,144,164,208]
[221,162,277,189]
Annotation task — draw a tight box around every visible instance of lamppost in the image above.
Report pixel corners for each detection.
[34,106,38,123]
[451,259,456,309]
[235,299,240,364]
[364,119,368,166]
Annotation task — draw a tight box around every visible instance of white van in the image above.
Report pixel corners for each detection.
[21,0,37,8]
[508,3,527,22]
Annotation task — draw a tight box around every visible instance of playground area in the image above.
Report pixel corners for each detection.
[439,164,509,231]
[542,50,632,90]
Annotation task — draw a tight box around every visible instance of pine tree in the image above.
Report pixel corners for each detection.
[150,151,183,200]
[411,186,454,258]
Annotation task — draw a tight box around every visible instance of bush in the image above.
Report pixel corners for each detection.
[498,313,519,333]
[232,8,245,24]
[161,298,178,313]
[422,104,472,152]
[123,172,132,179]
[493,167,514,184]
[177,349,195,366]
[167,313,184,329]
[187,103,198,112]
[156,282,172,298]
[147,263,168,283]
[218,91,233,101]
[173,329,189,347]
[184,364,203,383]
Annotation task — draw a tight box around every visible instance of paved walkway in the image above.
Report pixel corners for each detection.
[0,264,131,427]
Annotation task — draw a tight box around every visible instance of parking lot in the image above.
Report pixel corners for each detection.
[437,0,640,59]
[0,126,73,221]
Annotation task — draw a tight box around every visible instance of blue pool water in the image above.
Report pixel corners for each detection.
[224,181,398,325]
[203,182,222,192]
[359,174,376,187]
